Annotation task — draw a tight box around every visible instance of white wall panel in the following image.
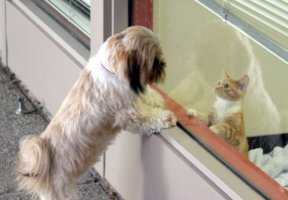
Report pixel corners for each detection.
[105,132,227,200]
[6,1,83,115]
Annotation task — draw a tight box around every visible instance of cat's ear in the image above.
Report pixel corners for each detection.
[238,74,249,91]
[223,70,230,79]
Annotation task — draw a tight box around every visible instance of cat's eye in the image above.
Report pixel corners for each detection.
[223,83,229,88]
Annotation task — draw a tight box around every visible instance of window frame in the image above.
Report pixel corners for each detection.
[31,0,90,49]
[61,0,90,18]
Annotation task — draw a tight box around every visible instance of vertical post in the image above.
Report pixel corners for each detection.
[90,0,128,57]
[133,0,153,29]
[112,0,128,34]
[90,0,112,57]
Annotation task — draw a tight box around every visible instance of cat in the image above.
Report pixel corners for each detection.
[188,71,249,157]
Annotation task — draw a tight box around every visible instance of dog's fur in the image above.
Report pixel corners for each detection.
[16,26,176,200]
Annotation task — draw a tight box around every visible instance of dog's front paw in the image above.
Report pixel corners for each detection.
[140,86,164,108]
[157,109,177,129]
[143,110,176,136]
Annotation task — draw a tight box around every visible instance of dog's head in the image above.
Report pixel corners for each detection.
[105,26,166,94]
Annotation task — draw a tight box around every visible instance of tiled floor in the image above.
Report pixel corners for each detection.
[0,65,123,200]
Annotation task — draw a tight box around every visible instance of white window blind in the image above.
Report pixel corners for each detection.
[81,0,91,7]
[215,0,288,51]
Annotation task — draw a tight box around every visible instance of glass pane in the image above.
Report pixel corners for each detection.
[46,0,91,36]
[154,0,288,191]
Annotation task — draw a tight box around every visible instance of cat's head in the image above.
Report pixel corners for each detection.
[215,71,249,100]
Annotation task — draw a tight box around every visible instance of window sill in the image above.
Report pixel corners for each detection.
[154,85,288,199]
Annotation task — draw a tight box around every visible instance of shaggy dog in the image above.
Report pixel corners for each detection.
[17,26,176,200]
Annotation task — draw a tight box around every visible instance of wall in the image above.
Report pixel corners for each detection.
[106,132,225,200]
[5,0,88,115]
[105,129,265,200]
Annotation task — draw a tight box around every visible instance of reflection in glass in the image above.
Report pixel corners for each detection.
[188,71,250,157]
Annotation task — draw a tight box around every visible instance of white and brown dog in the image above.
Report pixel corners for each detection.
[17,26,176,199]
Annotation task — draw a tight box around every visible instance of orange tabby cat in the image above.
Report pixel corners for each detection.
[188,72,249,157]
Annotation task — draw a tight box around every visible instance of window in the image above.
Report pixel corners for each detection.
[46,0,90,35]
[32,0,91,48]
[150,0,288,198]
[199,0,288,63]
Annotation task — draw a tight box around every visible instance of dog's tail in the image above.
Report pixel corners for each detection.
[17,135,51,195]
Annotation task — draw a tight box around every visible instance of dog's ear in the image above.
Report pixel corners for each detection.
[126,50,145,94]
[149,58,166,83]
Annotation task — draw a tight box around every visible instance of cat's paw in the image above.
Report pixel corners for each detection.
[187,108,198,117]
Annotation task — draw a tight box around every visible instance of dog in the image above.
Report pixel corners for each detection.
[16,26,176,200]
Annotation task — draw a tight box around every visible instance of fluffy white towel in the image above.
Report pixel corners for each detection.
[249,144,288,189]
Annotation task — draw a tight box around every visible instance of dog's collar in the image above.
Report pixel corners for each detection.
[101,63,114,74]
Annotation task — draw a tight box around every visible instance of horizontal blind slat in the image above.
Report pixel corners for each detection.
[264,0,288,12]
[215,0,288,50]
[231,0,288,31]
[257,0,288,22]
[231,4,288,38]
